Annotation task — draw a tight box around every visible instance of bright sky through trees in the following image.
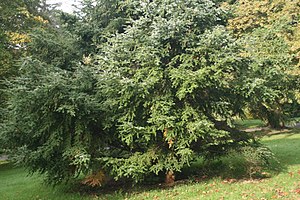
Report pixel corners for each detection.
[47,0,80,13]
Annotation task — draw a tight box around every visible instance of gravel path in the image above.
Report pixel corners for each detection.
[243,122,300,133]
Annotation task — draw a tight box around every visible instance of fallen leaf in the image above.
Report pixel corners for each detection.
[223,178,237,184]
[294,188,300,194]
[153,195,159,200]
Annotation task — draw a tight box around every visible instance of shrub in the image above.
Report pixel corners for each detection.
[226,145,279,179]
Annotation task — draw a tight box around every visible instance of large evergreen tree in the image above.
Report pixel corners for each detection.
[93,0,254,182]
[2,0,295,186]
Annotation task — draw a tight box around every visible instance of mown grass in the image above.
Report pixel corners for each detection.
[0,164,86,200]
[123,129,300,200]
[1,127,300,200]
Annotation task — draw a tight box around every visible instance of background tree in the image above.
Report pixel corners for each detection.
[227,0,300,127]
[0,0,52,122]
[0,0,50,77]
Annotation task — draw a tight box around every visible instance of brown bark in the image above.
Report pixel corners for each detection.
[165,171,175,186]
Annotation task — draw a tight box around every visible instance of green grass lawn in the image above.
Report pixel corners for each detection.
[0,164,85,200]
[1,128,300,200]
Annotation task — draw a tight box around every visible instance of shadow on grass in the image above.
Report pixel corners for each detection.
[258,127,300,137]
[66,176,182,200]
[74,130,300,197]
[234,119,265,130]
[68,152,286,198]
[0,162,20,173]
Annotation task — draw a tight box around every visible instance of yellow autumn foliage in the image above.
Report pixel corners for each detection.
[4,6,48,46]
[228,0,300,69]
[228,0,300,33]
[5,32,31,45]
[33,15,49,24]
[18,7,48,24]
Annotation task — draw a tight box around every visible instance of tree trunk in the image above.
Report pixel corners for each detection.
[165,171,175,186]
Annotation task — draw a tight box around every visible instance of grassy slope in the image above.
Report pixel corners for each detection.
[0,164,85,200]
[1,128,300,199]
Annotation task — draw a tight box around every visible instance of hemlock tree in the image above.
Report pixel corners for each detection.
[0,0,123,185]
[1,0,127,184]
[3,0,287,186]
[93,0,254,183]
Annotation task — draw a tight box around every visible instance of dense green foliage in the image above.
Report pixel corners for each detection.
[94,0,254,182]
[0,0,52,121]
[227,0,300,127]
[1,0,299,186]
[1,26,96,183]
